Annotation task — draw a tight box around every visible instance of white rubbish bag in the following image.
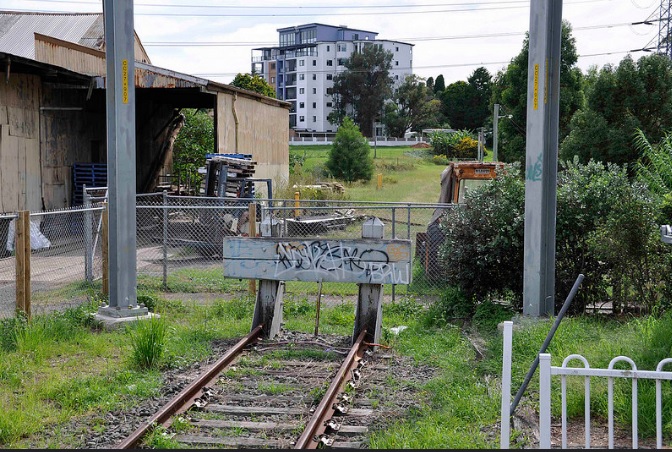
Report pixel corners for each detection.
[6,219,51,252]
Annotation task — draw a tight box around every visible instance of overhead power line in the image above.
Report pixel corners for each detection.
[10,0,612,17]
[142,21,651,47]
[192,49,640,78]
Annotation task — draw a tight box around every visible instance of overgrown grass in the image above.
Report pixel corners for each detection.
[2,284,670,448]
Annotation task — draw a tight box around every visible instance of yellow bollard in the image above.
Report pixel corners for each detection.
[377,173,383,190]
[294,191,300,217]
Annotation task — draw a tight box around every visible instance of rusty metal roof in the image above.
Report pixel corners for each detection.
[0,11,103,59]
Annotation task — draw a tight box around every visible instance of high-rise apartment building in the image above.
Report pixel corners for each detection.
[252,23,413,135]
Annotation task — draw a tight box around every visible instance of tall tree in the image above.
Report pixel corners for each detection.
[328,45,394,137]
[230,73,276,98]
[433,74,446,94]
[441,81,474,130]
[467,67,492,127]
[383,75,441,137]
[560,54,672,171]
[426,76,435,92]
[440,67,493,131]
[492,20,584,165]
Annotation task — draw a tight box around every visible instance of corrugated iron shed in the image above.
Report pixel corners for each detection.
[0,11,103,59]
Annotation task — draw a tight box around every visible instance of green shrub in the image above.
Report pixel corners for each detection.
[437,158,670,315]
[423,286,473,327]
[432,154,449,166]
[429,129,476,158]
[325,117,374,182]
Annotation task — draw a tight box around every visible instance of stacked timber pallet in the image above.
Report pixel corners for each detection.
[200,154,257,198]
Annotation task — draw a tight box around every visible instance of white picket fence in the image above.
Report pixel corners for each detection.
[500,320,672,449]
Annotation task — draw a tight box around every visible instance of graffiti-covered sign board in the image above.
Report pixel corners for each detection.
[223,237,412,285]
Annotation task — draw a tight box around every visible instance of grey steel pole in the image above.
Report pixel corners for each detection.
[493,104,499,162]
[100,0,142,314]
[523,0,562,317]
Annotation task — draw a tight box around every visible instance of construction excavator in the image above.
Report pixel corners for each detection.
[416,160,504,281]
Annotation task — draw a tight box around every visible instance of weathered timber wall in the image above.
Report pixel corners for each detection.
[216,92,289,189]
[0,73,42,214]
[34,33,150,77]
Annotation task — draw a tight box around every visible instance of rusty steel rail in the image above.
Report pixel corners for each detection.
[115,325,263,449]
[294,329,369,449]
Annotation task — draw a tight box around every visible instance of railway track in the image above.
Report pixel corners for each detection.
[114,327,390,449]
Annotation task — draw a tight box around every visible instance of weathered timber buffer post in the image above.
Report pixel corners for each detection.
[222,217,412,342]
[251,220,284,339]
[353,217,385,345]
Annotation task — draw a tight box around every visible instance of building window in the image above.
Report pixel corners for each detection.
[312,102,316,108]
[337,43,347,52]
[312,60,317,66]
[312,116,317,122]
[270,77,275,83]
[326,74,333,80]
[299,74,304,80]
[396,46,399,52]
[299,102,304,108]
[395,61,399,66]
[299,59,305,66]
[300,88,305,94]
[353,33,359,40]
[312,74,317,80]
[327,60,333,66]
[395,75,399,80]
[326,88,333,95]
[312,88,317,94]
[300,116,305,122]
[326,102,333,107]
[326,45,330,51]
[337,58,347,66]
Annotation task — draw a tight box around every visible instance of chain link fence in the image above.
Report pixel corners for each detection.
[0,193,454,319]
[136,194,453,303]
[0,203,104,319]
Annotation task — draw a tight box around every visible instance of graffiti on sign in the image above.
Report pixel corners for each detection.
[274,240,410,284]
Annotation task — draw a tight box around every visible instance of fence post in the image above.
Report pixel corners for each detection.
[102,202,109,296]
[84,185,93,282]
[539,353,552,449]
[500,321,513,449]
[162,190,168,290]
[15,210,31,318]
[248,202,257,296]
[391,207,396,303]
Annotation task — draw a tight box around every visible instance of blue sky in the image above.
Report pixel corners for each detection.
[4,0,664,85]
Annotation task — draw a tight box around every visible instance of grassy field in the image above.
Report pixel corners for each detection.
[285,145,446,204]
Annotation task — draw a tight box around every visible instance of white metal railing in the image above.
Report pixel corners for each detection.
[500,320,672,449]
